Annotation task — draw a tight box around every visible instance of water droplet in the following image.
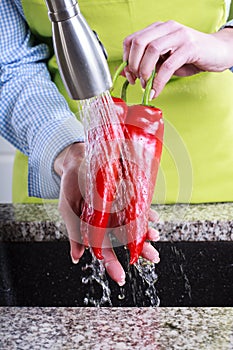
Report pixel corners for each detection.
[118,287,125,300]
[82,277,89,285]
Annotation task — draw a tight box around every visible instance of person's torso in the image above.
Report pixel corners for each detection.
[19,0,233,204]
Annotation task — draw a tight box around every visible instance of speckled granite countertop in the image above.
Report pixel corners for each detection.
[0,202,232,242]
[1,307,233,349]
[1,205,233,345]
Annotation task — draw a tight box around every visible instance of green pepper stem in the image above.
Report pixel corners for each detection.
[111,61,128,91]
[142,69,156,106]
[121,79,129,101]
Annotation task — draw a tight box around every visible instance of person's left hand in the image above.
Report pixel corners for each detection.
[123,21,233,98]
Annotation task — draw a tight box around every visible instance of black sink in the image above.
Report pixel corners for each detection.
[1,241,233,307]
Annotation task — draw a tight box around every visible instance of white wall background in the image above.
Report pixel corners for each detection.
[0,136,16,203]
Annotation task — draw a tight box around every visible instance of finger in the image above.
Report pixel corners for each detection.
[140,241,160,263]
[123,28,148,62]
[152,47,188,97]
[63,210,85,262]
[59,191,82,243]
[124,66,137,85]
[123,21,170,64]
[59,189,85,263]
[60,197,84,264]
[127,37,152,77]
[146,227,160,242]
[69,239,85,264]
[123,22,161,63]
[125,21,179,77]
[102,236,126,286]
[148,208,160,223]
[138,28,185,82]
[127,23,171,76]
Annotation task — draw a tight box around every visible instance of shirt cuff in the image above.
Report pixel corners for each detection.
[28,116,84,199]
[219,20,233,72]
[220,19,233,29]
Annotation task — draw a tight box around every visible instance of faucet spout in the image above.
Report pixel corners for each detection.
[45,0,112,100]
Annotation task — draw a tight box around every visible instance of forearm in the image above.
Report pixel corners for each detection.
[1,61,85,198]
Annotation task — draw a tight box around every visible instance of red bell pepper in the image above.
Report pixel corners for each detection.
[123,110,163,264]
[122,69,164,264]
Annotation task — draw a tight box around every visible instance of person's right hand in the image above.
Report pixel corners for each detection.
[123,21,233,98]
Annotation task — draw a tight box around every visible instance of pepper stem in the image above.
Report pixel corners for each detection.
[111,61,128,91]
[142,69,156,106]
[121,79,129,101]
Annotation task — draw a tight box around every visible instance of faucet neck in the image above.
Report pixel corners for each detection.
[45,0,80,22]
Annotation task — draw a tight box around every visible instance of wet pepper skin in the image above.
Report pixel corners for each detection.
[123,104,164,264]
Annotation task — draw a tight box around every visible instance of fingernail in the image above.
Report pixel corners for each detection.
[154,229,160,241]
[149,89,155,101]
[71,256,79,264]
[153,256,160,264]
[125,72,131,80]
[118,279,126,287]
[125,72,135,85]
[140,77,146,88]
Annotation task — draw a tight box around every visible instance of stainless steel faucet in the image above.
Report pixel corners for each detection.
[45,0,112,100]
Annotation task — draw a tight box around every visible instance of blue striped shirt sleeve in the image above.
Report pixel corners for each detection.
[0,0,84,199]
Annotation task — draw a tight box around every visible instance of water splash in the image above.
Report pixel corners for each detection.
[78,91,160,305]
[171,245,192,300]
[135,257,160,306]
[81,251,159,307]
[82,252,112,307]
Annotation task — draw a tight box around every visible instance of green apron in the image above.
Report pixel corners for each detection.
[14,0,233,204]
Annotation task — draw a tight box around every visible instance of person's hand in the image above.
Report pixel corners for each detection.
[54,142,160,286]
[54,142,86,263]
[123,21,233,98]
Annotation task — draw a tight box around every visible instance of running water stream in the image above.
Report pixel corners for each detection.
[81,254,160,306]
[78,90,148,251]
[77,91,159,306]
